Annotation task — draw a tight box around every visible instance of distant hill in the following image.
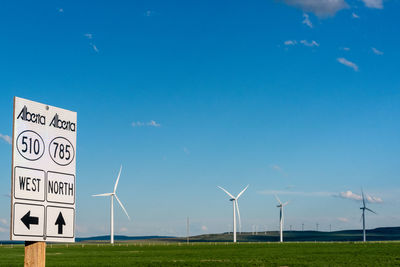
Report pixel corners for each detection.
[152,227,400,243]
[2,227,400,244]
[76,235,173,242]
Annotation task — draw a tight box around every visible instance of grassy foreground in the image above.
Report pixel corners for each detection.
[1,242,400,266]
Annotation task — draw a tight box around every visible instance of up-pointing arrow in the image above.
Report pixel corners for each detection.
[55,212,66,235]
[21,211,39,229]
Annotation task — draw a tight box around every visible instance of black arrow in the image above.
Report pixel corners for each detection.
[55,212,66,234]
[21,211,39,229]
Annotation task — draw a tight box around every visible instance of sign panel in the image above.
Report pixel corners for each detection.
[10,97,76,242]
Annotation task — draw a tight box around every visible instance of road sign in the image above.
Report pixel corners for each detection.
[11,97,76,242]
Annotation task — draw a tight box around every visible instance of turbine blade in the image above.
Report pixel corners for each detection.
[283,201,289,207]
[365,208,377,214]
[236,185,249,199]
[236,200,241,231]
[361,188,366,208]
[113,165,123,193]
[217,186,235,199]
[274,194,282,205]
[114,194,131,220]
[92,193,113,197]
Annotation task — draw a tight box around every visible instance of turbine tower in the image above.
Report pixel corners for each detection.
[93,165,130,244]
[360,189,376,242]
[275,194,289,243]
[218,185,249,243]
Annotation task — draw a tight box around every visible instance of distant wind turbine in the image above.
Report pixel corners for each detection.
[92,165,130,244]
[218,185,249,243]
[275,194,289,243]
[360,189,377,242]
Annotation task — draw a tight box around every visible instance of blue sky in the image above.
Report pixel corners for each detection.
[1,0,400,238]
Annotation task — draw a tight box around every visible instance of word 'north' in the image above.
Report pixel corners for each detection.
[48,181,74,196]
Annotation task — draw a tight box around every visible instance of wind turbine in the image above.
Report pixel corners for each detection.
[275,194,289,243]
[360,189,377,242]
[218,185,249,243]
[92,165,130,244]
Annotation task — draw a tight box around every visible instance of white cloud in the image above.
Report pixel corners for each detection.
[0,218,7,225]
[120,227,128,232]
[271,165,282,171]
[336,190,383,203]
[201,225,208,231]
[147,120,161,127]
[0,227,7,233]
[371,47,384,55]
[337,57,359,71]
[84,33,93,39]
[338,190,362,201]
[58,8,64,13]
[183,147,190,155]
[144,10,155,17]
[0,133,11,144]
[300,40,319,47]
[281,0,349,17]
[132,120,161,127]
[342,47,350,51]
[361,0,383,9]
[337,217,349,222]
[284,40,297,46]
[90,43,99,53]
[302,13,313,28]
[352,12,360,18]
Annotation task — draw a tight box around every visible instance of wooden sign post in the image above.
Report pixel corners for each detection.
[24,241,46,267]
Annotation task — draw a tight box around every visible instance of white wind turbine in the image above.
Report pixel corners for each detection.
[275,194,289,243]
[360,189,377,242]
[92,165,130,244]
[218,185,249,243]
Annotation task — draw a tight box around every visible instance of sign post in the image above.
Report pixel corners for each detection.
[10,97,77,266]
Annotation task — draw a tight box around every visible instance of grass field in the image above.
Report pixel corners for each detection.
[1,242,400,266]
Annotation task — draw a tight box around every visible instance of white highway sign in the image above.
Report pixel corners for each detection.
[11,97,77,242]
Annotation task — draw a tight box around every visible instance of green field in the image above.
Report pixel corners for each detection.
[1,242,400,266]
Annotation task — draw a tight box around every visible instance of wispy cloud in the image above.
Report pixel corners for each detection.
[144,10,156,17]
[337,217,349,222]
[84,33,93,39]
[371,47,384,55]
[341,47,350,51]
[0,227,7,233]
[336,190,383,203]
[283,40,319,48]
[352,12,360,18]
[183,147,190,155]
[258,190,333,197]
[58,8,64,13]
[362,0,383,9]
[132,120,161,127]
[302,13,313,28]
[201,225,208,231]
[280,0,349,17]
[271,165,282,171]
[300,40,319,47]
[120,227,128,232]
[0,218,7,225]
[284,40,297,46]
[0,133,11,144]
[337,57,359,71]
[90,43,99,53]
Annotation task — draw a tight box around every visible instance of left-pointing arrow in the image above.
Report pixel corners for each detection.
[21,211,39,229]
